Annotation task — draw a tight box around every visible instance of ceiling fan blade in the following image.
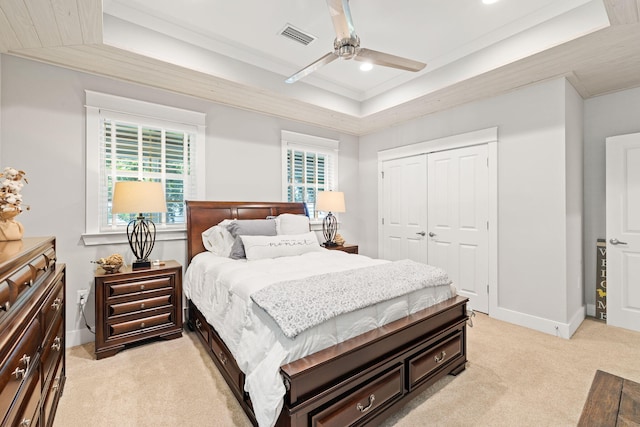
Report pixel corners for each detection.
[326,0,355,40]
[355,48,426,72]
[285,52,339,84]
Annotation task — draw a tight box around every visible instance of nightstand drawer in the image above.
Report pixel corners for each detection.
[109,311,173,337]
[107,275,173,298]
[109,294,173,317]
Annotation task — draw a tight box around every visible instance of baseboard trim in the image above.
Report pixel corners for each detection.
[66,327,95,348]
[491,305,586,339]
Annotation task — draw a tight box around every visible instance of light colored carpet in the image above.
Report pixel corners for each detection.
[53,314,640,427]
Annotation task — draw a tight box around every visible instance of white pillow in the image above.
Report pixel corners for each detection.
[276,213,310,235]
[201,219,235,256]
[241,232,321,260]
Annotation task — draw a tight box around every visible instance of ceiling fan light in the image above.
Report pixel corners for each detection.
[360,62,373,71]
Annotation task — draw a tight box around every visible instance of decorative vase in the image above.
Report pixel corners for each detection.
[0,210,24,241]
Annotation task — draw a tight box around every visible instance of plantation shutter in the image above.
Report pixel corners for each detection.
[282,131,338,218]
[99,113,196,230]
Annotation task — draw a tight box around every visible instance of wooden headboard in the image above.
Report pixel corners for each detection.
[185,200,308,263]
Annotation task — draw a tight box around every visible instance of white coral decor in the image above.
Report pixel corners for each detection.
[0,167,28,220]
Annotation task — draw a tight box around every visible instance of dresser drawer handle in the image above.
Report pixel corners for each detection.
[140,322,146,328]
[52,337,61,352]
[434,350,447,363]
[51,298,62,310]
[1,301,9,312]
[195,319,202,330]
[356,394,375,413]
[140,303,145,309]
[52,376,60,392]
[140,284,145,290]
[13,366,26,380]
[219,352,227,365]
[20,418,31,427]
[19,354,30,369]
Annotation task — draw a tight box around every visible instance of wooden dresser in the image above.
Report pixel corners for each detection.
[0,237,66,427]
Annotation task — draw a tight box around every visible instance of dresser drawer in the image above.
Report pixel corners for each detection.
[3,360,40,427]
[109,311,173,337]
[108,293,173,317]
[0,319,40,418]
[42,357,64,427]
[40,277,64,337]
[209,329,243,394]
[41,314,63,387]
[408,331,463,390]
[311,365,404,427]
[107,276,173,298]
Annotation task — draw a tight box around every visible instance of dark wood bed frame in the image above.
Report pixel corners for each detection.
[185,200,468,427]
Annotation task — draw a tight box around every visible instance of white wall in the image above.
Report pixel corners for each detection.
[359,78,584,336]
[583,86,640,315]
[0,55,359,346]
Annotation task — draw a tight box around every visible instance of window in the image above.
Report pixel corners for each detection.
[84,91,205,244]
[281,130,339,218]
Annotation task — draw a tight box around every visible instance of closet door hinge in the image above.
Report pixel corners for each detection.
[381,171,385,179]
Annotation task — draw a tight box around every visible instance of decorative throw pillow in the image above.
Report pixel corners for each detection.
[275,213,310,235]
[227,219,277,259]
[201,219,235,256]
[241,232,321,260]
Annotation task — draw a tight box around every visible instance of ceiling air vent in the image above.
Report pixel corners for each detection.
[279,24,316,46]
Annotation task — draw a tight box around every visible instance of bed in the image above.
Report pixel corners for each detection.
[184,200,469,427]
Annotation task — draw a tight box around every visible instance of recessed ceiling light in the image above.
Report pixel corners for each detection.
[360,63,373,71]
[482,0,499,4]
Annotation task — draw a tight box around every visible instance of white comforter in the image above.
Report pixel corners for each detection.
[184,250,455,427]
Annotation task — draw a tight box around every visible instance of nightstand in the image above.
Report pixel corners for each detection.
[94,260,183,359]
[325,244,358,254]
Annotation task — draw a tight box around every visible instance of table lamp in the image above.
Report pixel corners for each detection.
[111,181,167,270]
[316,191,345,247]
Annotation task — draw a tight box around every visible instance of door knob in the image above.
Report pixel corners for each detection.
[416,231,426,236]
[609,238,628,245]
[428,232,436,237]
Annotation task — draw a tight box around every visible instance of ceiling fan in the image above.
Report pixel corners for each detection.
[285,0,427,84]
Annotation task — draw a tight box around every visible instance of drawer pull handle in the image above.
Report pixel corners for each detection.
[51,298,62,310]
[140,284,145,290]
[140,322,146,328]
[356,394,375,413]
[434,351,447,363]
[13,366,26,380]
[52,337,61,352]
[1,301,9,312]
[140,303,145,309]
[195,319,202,330]
[219,352,227,365]
[20,418,31,427]
[52,376,60,392]
[20,354,31,368]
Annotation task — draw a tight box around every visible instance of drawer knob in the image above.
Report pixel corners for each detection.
[140,322,146,328]
[51,298,62,310]
[1,301,9,312]
[52,337,61,352]
[140,284,145,290]
[20,418,31,427]
[195,319,202,330]
[219,352,227,365]
[356,394,375,413]
[434,350,447,363]
[13,366,26,380]
[140,303,145,309]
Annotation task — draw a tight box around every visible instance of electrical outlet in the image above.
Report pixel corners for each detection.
[77,289,89,305]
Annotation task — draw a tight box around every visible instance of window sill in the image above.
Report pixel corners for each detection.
[82,228,187,246]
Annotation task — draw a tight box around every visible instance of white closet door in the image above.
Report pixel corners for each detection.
[427,145,489,313]
[381,155,428,263]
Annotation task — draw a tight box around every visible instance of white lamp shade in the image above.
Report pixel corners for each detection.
[316,191,346,213]
[111,181,167,214]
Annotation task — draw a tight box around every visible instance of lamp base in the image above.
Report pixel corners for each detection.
[132,260,151,270]
[322,241,339,248]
